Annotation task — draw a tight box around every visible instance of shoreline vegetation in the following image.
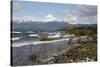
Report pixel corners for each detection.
[46,41,97,64]
[30,26,97,64]
[30,36,97,64]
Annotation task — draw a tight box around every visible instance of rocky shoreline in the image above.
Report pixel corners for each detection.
[11,36,97,66]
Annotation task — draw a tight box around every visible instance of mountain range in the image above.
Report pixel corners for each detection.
[12,19,97,32]
[12,20,69,32]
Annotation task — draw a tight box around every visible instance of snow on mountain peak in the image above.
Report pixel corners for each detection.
[13,16,66,23]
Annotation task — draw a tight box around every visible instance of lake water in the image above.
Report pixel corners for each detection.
[11,32,39,46]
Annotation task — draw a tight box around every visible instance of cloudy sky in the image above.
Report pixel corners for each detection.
[12,1,97,24]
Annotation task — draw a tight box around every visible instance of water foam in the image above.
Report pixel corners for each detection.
[12,37,21,41]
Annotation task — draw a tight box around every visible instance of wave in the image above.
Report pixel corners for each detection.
[12,31,22,33]
[12,38,70,47]
[28,34,38,37]
[11,37,21,41]
[25,31,35,33]
[48,34,61,38]
[33,38,70,45]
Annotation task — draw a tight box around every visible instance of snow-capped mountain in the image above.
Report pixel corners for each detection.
[12,19,69,32]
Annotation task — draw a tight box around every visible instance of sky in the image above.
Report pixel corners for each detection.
[12,1,97,24]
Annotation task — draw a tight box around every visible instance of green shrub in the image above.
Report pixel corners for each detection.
[67,27,97,36]
[39,34,55,41]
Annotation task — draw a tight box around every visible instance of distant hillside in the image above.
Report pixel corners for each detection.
[76,24,97,29]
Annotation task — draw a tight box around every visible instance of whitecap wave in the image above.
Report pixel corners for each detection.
[28,34,38,37]
[33,38,69,45]
[12,31,22,33]
[25,31,35,33]
[48,34,61,38]
[11,37,21,41]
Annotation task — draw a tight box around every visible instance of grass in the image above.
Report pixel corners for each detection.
[39,36,55,41]
[66,26,97,36]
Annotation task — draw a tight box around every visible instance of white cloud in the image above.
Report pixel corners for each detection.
[13,16,44,22]
[46,14,53,18]
[63,10,78,24]
[13,14,56,22]
[44,14,56,22]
